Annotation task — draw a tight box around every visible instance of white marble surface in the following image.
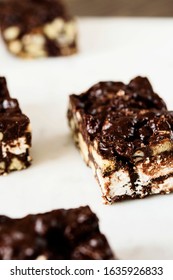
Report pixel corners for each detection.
[0,18,173,259]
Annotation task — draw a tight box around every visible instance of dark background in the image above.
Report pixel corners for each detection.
[66,0,173,16]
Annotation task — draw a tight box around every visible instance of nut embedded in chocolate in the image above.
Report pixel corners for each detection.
[0,206,115,260]
[0,0,77,58]
[68,76,173,203]
[0,77,32,175]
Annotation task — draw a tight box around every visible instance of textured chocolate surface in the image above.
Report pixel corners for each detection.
[98,109,173,160]
[0,0,70,31]
[69,77,170,161]
[0,77,31,174]
[0,206,114,260]
[0,77,30,140]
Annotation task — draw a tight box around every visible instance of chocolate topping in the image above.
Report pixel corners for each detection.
[0,206,114,260]
[0,0,71,33]
[69,77,172,160]
[72,77,167,115]
[99,109,173,159]
[0,77,30,141]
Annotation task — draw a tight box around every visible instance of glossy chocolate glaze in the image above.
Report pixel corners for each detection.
[0,77,20,113]
[0,77,30,141]
[0,0,70,33]
[69,77,173,161]
[98,109,173,159]
[0,206,114,260]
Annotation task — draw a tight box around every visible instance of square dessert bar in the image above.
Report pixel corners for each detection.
[0,77,31,174]
[0,206,114,260]
[68,76,173,203]
[0,0,77,58]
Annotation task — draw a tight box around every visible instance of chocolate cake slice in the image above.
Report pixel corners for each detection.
[68,76,173,203]
[0,77,31,174]
[0,0,77,58]
[0,206,114,260]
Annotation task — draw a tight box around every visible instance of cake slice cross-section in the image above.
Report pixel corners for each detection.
[68,76,173,203]
[0,0,77,58]
[0,77,31,175]
[0,206,114,260]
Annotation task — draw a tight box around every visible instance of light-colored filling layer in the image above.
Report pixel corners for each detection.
[3,18,77,58]
[0,157,27,175]
[81,133,173,202]
[0,125,31,174]
[2,137,30,157]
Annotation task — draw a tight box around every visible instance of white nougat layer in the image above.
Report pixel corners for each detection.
[2,137,30,157]
[76,131,173,202]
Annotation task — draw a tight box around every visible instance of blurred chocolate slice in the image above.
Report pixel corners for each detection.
[0,206,115,260]
[0,0,77,58]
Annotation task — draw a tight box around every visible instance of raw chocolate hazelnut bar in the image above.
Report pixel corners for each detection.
[68,76,173,203]
[0,77,31,174]
[0,0,77,58]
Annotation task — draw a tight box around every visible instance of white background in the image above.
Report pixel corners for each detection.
[0,18,173,260]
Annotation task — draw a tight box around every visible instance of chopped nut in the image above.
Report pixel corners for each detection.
[22,34,45,47]
[65,21,76,43]
[0,132,3,141]
[8,40,22,54]
[3,26,20,41]
[26,123,32,133]
[9,158,24,171]
[133,150,144,157]
[117,90,125,97]
[69,119,75,131]
[133,150,145,162]
[36,255,47,260]
[0,162,5,171]
[53,18,64,31]
[27,155,32,162]
[57,36,68,47]
[134,157,143,163]
[26,47,46,57]
[76,111,81,122]
[54,20,76,47]
[78,133,89,164]
[43,18,64,39]
[61,46,77,56]
[151,141,173,156]
[22,34,46,57]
